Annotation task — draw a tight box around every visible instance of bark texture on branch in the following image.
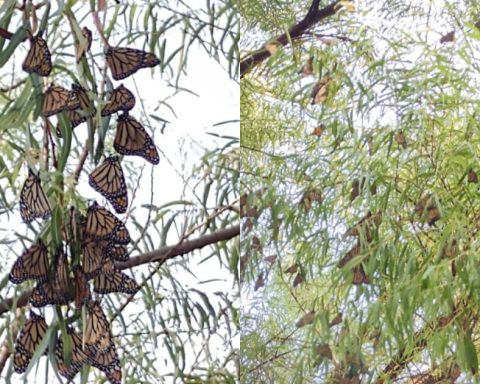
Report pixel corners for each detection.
[240,1,340,77]
[0,225,240,316]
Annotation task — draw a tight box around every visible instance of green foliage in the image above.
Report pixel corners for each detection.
[241,0,480,382]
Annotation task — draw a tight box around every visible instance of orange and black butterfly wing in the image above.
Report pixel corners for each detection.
[101,84,136,116]
[43,85,75,117]
[93,270,139,295]
[90,336,121,384]
[107,244,129,261]
[55,328,90,380]
[70,83,95,115]
[81,237,109,278]
[84,202,131,243]
[13,312,48,373]
[114,113,159,164]
[85,301,110,347]
[22,35,52,76]
[20,169,51,223]
[88,156,128,213]
[105,46,159,80]
[105,47,144,80]
[29,281,69,307]
[9,240,49,283]
[142,51,160,68]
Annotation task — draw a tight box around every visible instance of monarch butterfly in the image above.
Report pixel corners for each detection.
[101,84,135,116]
[13,312,48,373]
[9,240,49,284]
[20,169,51,223]
[22,33,52,76]
[105,46,160,80]
[89,156,128,214]
[84,202,131,244]
[55,327,91,380]
[76,26,92,63]
[93,260,139,294]
[115,112,159,164]
[85,300,110,347]
[107,244,129,262]
[43,84,78,117]
[81,237,110,278]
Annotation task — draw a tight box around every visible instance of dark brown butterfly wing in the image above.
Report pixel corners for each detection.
[84,202,131,243]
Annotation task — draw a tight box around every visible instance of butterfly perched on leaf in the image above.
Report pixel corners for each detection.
[42,84,78,117]
[105,46,160,80]
[84,202,131,244]
[89,156,128,214]
[115,112,159,164]
[20,169,51,223]
[9,240,49,284]
[22,33,52,76]
[101,84,135,116]
[13,312,48,373]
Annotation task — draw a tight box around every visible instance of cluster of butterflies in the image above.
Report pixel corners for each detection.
[11,25,162,383]
[11,200,138,383]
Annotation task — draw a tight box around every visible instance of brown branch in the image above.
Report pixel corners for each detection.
[0,225,239,316]
[73,140,89,183]
[240,1,341,77]
[376,303,465,383]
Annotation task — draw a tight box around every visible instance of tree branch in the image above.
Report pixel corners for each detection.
[0,225,240,316]
[240,1,341,78]
[376,302,466,383]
